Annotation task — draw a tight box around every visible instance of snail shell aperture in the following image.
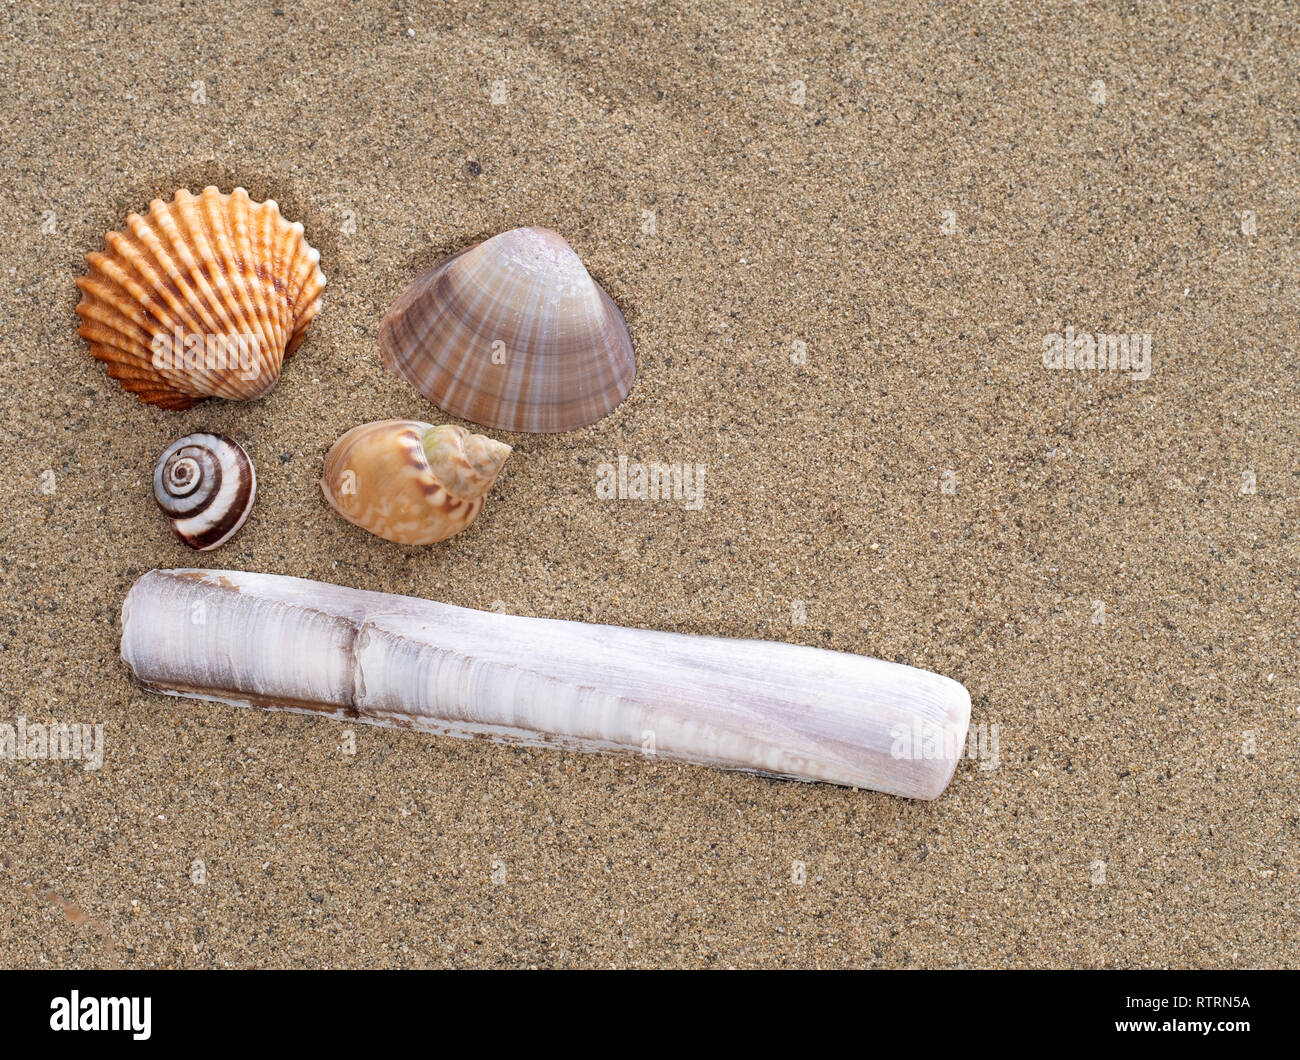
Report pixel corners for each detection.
[153,433,257,550]
[321,420,511,545]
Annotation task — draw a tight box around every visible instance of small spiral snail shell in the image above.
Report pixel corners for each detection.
[321,420,511,545]
[153,433,257,551]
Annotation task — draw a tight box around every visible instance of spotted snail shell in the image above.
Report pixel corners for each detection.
[153,434,257,550]
[75,187,326,409]
[378,227,636,433]
[321,420,511,545]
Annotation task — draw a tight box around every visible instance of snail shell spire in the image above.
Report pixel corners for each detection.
[152,433,256,550]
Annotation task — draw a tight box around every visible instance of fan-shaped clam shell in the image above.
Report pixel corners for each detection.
[153,433,256,550]
[75,187,326,409]
[321,420,511,545]
[378,227,635,433]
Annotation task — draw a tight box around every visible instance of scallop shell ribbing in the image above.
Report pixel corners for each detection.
[75,187,326,409]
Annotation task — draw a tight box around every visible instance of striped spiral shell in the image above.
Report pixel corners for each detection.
[153,433,257,551]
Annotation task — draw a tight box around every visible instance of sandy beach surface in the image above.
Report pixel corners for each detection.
[0,0,1296,967]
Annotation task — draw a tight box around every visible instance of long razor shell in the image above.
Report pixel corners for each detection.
[378,227,636,433]
[120,569,971,798]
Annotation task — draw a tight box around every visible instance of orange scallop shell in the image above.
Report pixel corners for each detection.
[75,187,326,410]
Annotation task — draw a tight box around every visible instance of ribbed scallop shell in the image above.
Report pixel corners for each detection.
[378,227,635,433]
[321,420,511,545]
[75,187,326,409]
[153,433,256,550]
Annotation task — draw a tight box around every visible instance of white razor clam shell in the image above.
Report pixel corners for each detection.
[120,569,971,798]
